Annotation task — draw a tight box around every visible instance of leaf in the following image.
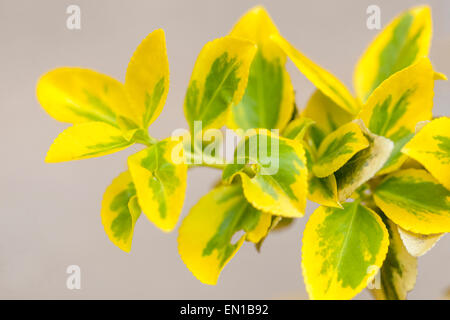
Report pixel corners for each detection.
[313,122,369,178]
[335,121,394,202]
[45,122,132,162]
[305,144,341,208]
[374,169,450,234]
[307,125,327,151]
[302,90,353,135]
[36,67,128,127]
[227,6,294,130]
[378,132,414,176]
[222,129,307,218]
[254,216,286,252]
[359,58,434,140]
[400,157,425,171]
[128,139,187,232]
[178,184,271,285]
[402,117,450,190]
[184,37,257,131]
[271,34,360,115]
[302,202,389,300]
[101,171,141,252]
[302,90,354,151]
[282,117,315,141]
[358,57,434,175]
[124,29,170,128]
[371,217,417,300]
[287,129,341,208]
[228,6,278,57]
[309,176,341,208]
[397,227,444,257]
[434,72,448,81]
[246,211,272,244]
[354,6,432,102]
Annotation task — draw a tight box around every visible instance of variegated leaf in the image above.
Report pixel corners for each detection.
[45,122,132,162]
[354,6,432,102]
[184,37,257,131]
[271,35,360,115]
[227,6,294,130]
[101,171,141,252]
[282,117,315,142]
[128,139,187,232]
[358,58,434,175]
[374,169,450,234]
[36,67,127,127]
[303,144,341,208]
[302,202,389,300]
[402,117,450,190]
[178,184,271,285]
[222,129,307,218]
[313,122,369,178]
[371,217,417,300]
[335,120,394,202]
[302,90,354,135]
[124,29,170,128]
[397,227,444,257]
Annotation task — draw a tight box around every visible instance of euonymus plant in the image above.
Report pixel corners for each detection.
[37,5,449,299]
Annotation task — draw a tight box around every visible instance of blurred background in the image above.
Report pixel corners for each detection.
[0,0,449,299]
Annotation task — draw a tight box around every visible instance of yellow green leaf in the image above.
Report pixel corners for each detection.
[285,136,342,209]
[128,139,187,232]
[402,117,450,190]
[354,6,432,102]
[309,175,341,209]
[302,202,389,300]
[434,72,447,81]
[222,129,307,218]
[184,36,257,131]
[400,157,425,171]
[377,133,414,176]
[397,227,443,257]
[227,6,294,130]
[302,90,354,151]
[45,122,132,162]
[335,120,394,202]
[282,116,315,142]
[358,57,434,175]
[300,137,340,208]
[254,216,297,252]
[36,67,128,127]
[371,217,417,300]
[313,122,369,178]
[228,6,279,60]
[374,169,450,234]
[178,184,271,285]
[245,210,272,244]
[124,29,169,128]
[304,144,341,208]
[271,34,360,115]
[101,171,141,253]
[302,90,354,135]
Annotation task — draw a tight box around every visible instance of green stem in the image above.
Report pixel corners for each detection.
[188,162,227,170]
[133,129,158,146]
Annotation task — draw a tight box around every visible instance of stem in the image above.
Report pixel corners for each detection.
[147,135,159,145]
[133,129,158,147]
[188,162,227,170]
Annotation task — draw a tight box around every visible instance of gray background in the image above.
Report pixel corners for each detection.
[0,0,449,299]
